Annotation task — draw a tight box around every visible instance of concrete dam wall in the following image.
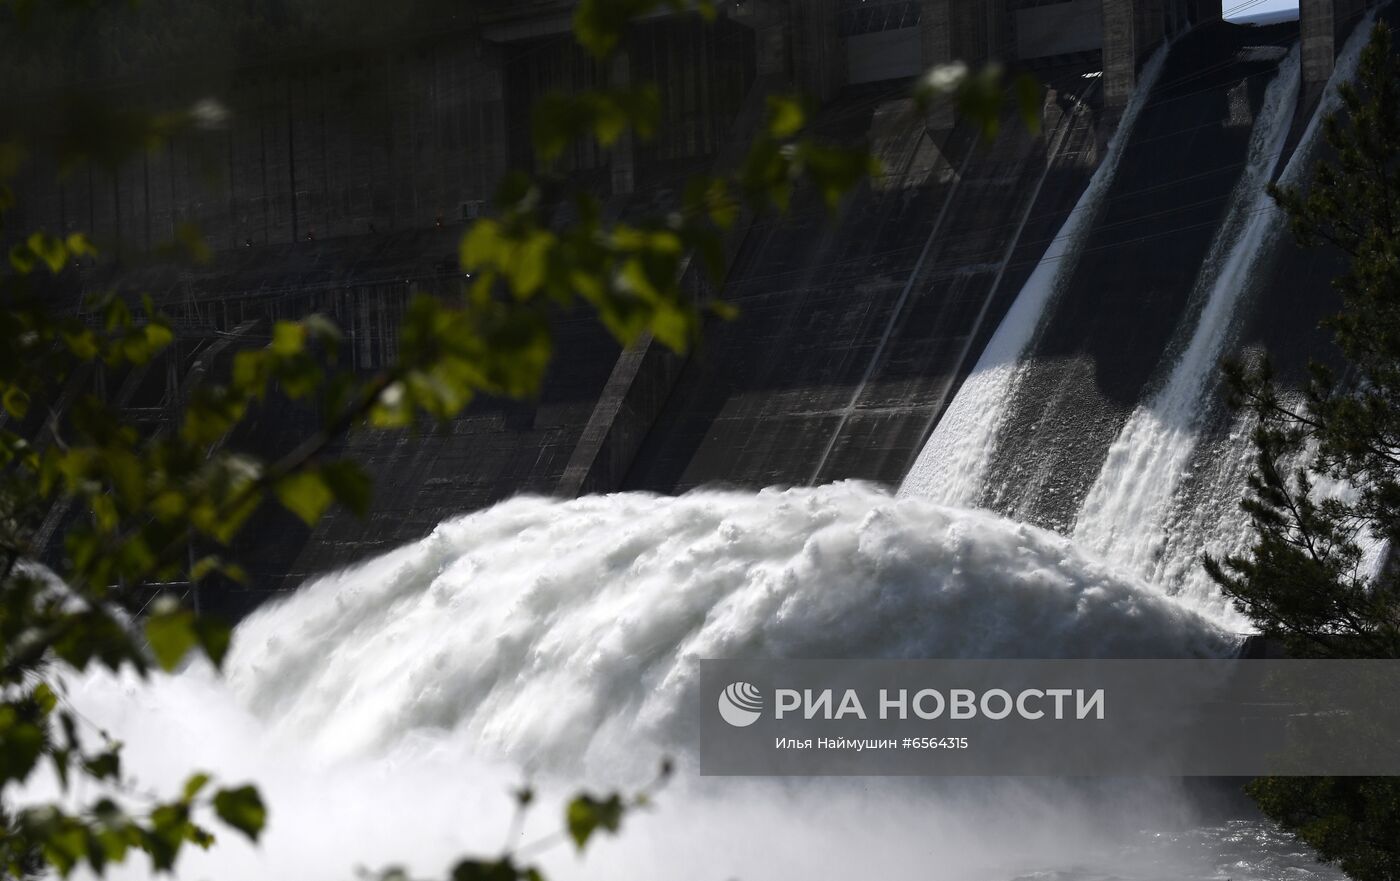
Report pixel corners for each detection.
[622,63,1105,492]
[960,21,1299,531]
[904,3,1392,617]
[5,0,1384,616]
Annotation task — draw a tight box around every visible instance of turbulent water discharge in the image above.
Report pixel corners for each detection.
[58,485,1332,881]
[222,484,1233,768]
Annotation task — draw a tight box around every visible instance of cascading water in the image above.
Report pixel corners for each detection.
[903,10,1375,618]
[1068,45,1302,618]
[1071,13,1373,612]
[898,48,1167,506]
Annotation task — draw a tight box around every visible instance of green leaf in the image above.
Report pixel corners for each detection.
[0,716,45,784]
[275,470,334,526]
[144,321,175,352]
[9,242,36,274]
[195,617,232,668]
[767,96,805,139]
[276,356,323,400]
[51,609,139,673]
[190,556,220,581]
[514,230,555,297]
[565,793,624,850]
[105,297,131,331]
[461,218,504,270]
[145,606,198,671]
[232,350,269,398]
[28,231,67,273]
[150,490,188,522]
[208,485,263,545]
[119,333,153,365]
[212,786,266,842]
[271,321,306,356]
[649,301,691,353]
[63,329,100,360]
[65,232,97,258]
[183,772,211,802]
[90,493,118,534]
[83,749,121,782]
[104,449,145,508]
[451,859,524,881]
[572,0,655,58]
[38,816,88,877]
[370,382,413,428]
[3,385,29,419]
[32,682,58,715]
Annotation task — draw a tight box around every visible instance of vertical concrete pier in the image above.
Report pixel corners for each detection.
[1102,0,1195,107]
[1301,0,1339,98]
[920,0,958,128]
[1103,0,1139,106]
[1300,0,1372,109]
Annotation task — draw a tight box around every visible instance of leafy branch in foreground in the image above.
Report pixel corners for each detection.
[0,0,1045,876]
[0,0,867,875]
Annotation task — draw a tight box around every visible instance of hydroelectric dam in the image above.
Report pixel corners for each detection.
[11,0,1382,618]
[3,0,1395,876]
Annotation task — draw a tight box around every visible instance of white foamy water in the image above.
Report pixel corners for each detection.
[1071,11,1376,616]
[1069,46,1301,616]
[53,660,1348,881]
[899,47,1167,505]
[225,484,1231,769]
[52,485,1302,881]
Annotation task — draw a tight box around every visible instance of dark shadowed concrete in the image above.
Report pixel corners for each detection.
[623,62,1106,494]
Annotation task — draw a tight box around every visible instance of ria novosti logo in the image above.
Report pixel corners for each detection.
[718,682,764,727]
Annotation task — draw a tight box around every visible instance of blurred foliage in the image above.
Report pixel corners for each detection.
[914,60,1044,141]
[0,0,1041,876]
[1207,23,1400,881]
